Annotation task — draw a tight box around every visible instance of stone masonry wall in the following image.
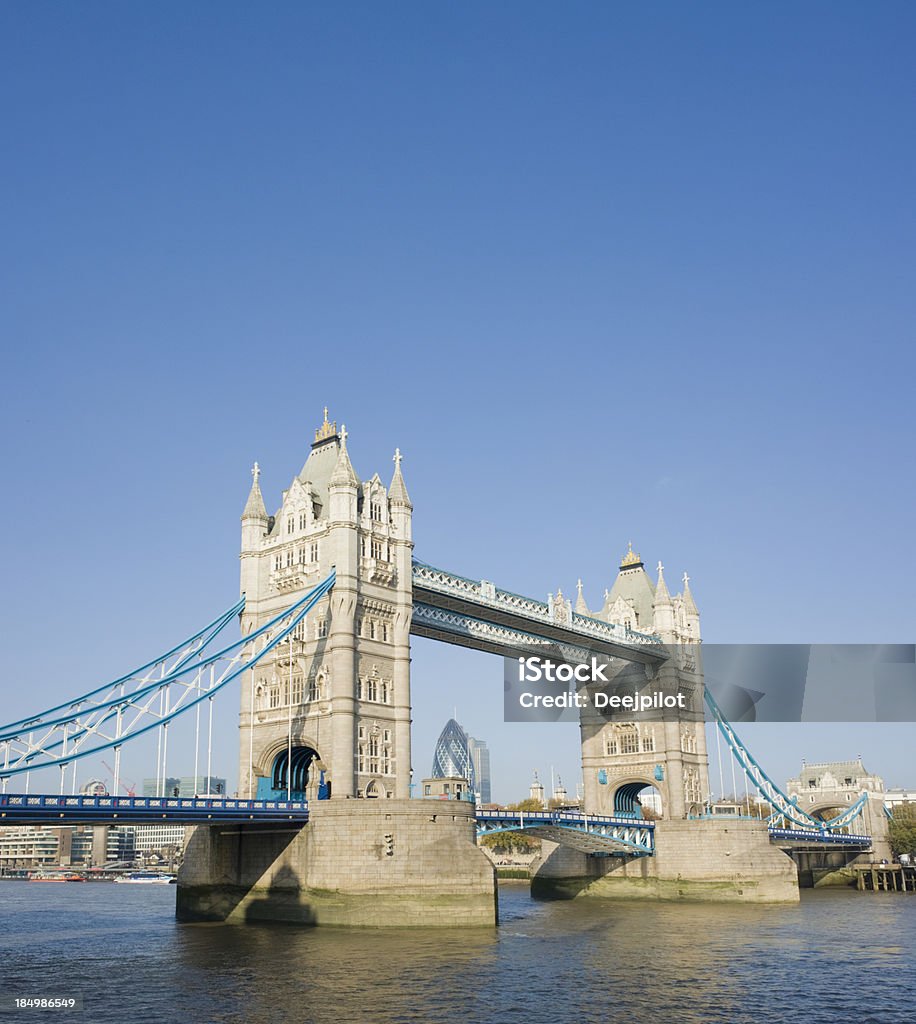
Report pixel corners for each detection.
[531,819,799,903]
[177,799,497,927]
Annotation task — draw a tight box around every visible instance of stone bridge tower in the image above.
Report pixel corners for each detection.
[237,411,413,800]
[575,544,710,820]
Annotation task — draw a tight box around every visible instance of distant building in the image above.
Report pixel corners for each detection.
[142,776,226,798]
[467,736,491,804]
[0,825,134,870]
[132,824,187,859]
[885,788,916,810]
[529,771,545,808]
[432,719,475,794]
[420,776,472,801]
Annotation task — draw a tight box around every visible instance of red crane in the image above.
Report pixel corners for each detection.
[101,760,136,797]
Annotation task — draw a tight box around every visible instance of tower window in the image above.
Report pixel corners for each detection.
[310,542,319,562]
[620,730,639,755]
[370,501,383,522]
[287,516,295,534]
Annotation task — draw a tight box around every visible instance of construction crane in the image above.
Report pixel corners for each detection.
[101,760,136,797]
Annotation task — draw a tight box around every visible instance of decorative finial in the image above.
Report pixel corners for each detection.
[252,461,260,483]
[621,541,642,568]
[340,423,348,446]
[314,408,338,443]
[683,572,690,588]
[657,561,664,575]
[577,578,583,592]
[393,447,402,468]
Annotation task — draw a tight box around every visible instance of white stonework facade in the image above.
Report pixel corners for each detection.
[786,759,885,813]
[238,412,413,800]
[575,545,710,820]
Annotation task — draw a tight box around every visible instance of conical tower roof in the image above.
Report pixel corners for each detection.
[242,462,268,520]
[654,561,672,605]
[682,572,698,614]
[389,448,412,507]
[329,425,359,488]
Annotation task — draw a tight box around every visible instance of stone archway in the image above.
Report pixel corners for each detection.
[254,738,325,801]
[613,779,663,819]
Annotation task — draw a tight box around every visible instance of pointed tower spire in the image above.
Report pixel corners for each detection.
[575,578,589,614]
[652,560,676,639]
[329,424,358,488]
[388,447,412,508]
[242,461,268,520]
[682,572,698,614]
[655,561,672,604]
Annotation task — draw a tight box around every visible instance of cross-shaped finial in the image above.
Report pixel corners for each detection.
[657,561,664,574]
[393,447,402,468]
[323,406,329,423]
[683,572,690,587]
[577,578,583,591]
[252,461,260,482]
[340,424,348,445]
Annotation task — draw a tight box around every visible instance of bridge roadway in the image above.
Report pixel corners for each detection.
[0,795,873,855]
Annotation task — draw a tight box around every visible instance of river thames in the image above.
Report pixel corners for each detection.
[0,882,913,1023]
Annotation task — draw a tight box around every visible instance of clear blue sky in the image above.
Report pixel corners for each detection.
[2,3,914,802]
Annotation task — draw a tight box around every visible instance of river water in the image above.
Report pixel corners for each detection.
[0,881,913,1024]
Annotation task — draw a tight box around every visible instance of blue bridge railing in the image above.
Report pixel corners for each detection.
[0,793,310,824]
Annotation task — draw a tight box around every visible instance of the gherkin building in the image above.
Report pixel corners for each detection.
[431,718,475,792]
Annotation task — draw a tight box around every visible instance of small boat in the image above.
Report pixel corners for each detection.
[114,871,176,884]
[29,873,84,882]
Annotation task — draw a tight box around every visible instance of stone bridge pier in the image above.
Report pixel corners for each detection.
[177,800,497,927]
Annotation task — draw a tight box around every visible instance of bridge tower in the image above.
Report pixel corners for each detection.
[238,411,413,800]
[576,545,710,820]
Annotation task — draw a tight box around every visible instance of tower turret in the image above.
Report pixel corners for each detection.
[681,572,700,639]
[652,561,676,640]
[241,462,269,627]
[388,448,414,797]
[329,425,359,522]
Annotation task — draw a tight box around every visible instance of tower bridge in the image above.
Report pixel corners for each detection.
[0,411,890,925]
